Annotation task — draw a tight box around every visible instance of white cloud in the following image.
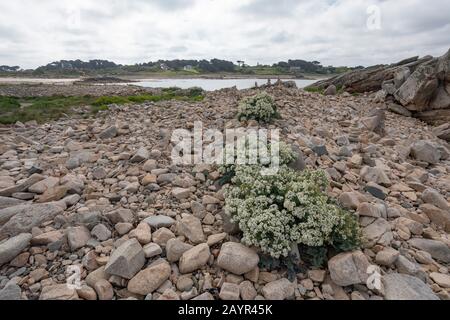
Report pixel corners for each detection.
[0,0,449,69]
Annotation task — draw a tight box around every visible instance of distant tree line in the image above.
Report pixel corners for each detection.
[4,58,358,76]
[0,65,20,72]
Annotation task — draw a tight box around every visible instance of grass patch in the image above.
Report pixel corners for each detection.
[0,91,204,124]
[304,87,324,94]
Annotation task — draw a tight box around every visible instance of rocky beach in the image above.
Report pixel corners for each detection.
[0,59,449,301]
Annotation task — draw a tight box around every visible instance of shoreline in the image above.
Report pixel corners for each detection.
[0,73,330,85]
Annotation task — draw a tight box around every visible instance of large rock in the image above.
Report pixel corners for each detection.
[382,273,439,300]
[105,208,134,224]
[105,238,145,279]
[433,123,450,141]
[0,233,32,265]
[0,203,64,239]
[28,176,59,194]
[0,197,25,210]
[394,64,439,110]
[178,215,205,244]
[217,242,259,275]
[360,166,391,186]
[410,140,441,164]
[130,147,149,163]
[166,238,193,262]
[67,226,91,251]
[421,188,449,211]
[436,48,450,81]
[420,204,450,232]
[144,215,175,229]
[324,85,337,96]
[363,218,392,247]
[66,150,94,169]
[360,109,385,135]
[0,283,22,300]
[408,238,450,263]
[127,260,171,295]
[98,126,118,140]
[39,284,78,300]
[179,243,211,274]
[328,250,370,287]
[308,50,450,125]
[0,174,45,197]
[261,278,295,300]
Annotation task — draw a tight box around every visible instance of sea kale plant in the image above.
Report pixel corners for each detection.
[218,140,297,185]
[237,92,280,123]
[223,147,360,261]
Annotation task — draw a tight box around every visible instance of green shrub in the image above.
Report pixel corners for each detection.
[237,92,279,123]
[224,165,361,259]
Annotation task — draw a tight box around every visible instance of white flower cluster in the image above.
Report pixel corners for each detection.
[219,140,297,176]
[237,92,279,123]
[224,165,359,258]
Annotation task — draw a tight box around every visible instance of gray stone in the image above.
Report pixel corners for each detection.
[324,85,337,96]
[287,145,306,172]
[388,103,412,117]
[92,167,107,180]
[105,208,134,224]
[395,255,421,277]
[328,251,370,287]
[408,238,450,263]
[0,197,25,210]
[127,260,171,295]
[411,141,441,164]
[433,123,450,141]
[0,174,45,197]
[217,242,259,275]
[312,145,328,156]
[166,238,193,262]
[28,177,59,194]
[144,215,175,229]
[172,188,192,200]
[0,283,22,300]
[0,203,64,239]
[261,278,295,300]
[421,188,449,211]
[179,243,211,274]
[375,247,399,266]
[152,228,175,247]
[360,166,391,186]
[0,233,32,265]
[394,64,439,108]
[67,226,91,251]
[66,150,93,169]
[143,243,162,258]
[60,174,85,194]
[178,215,205,244]
[219,283,240,300]
[383,273,439,300]
[105,238,146,279]
[130,147,149,163]
[39,284,78,300]
[99,126,118,139]
[91,224,112,241]
[363,218,391,247]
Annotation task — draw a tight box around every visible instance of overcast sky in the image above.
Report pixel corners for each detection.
[1,0,449,69]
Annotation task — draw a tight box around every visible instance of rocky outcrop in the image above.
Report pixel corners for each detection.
[308,49,450,129]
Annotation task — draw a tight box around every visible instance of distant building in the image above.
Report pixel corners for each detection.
[160,63,169,71]
[183,65,194,71]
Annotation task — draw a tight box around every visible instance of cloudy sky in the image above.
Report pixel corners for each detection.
[1,0,449,69]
